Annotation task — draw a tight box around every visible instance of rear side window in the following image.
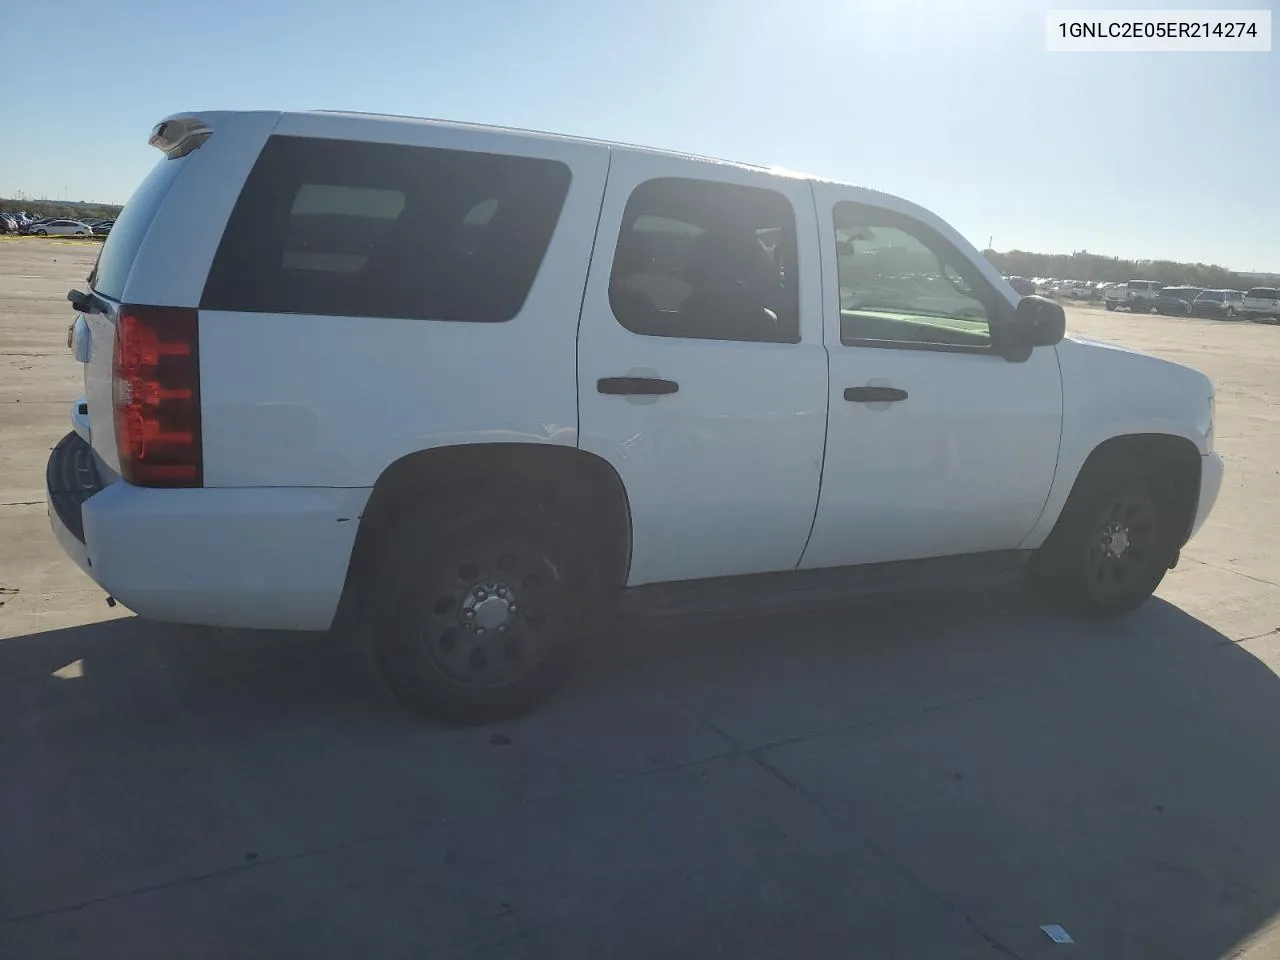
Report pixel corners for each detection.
[91,156,188,300]
[201,136,571,323]
[608,177,799,343]
[1248,288,1280,299]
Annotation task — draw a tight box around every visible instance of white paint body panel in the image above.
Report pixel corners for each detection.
[576,150,828,585]
[1019,333,1215,549]
[801,181,1063,569]
[76,482,368,630]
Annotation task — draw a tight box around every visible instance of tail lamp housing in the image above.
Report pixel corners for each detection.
[112,305,202,487]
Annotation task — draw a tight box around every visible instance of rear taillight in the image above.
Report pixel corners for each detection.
[112,305,202,487]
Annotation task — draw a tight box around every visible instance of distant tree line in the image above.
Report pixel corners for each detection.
[0,199,123,221]
[982,249,1274,290]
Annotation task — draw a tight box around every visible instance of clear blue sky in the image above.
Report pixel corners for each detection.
[2,0,1276,269]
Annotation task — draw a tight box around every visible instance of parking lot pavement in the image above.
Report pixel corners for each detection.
[3,240,1280,958]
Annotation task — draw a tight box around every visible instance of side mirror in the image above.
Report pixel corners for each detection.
[1011,294,1065,348]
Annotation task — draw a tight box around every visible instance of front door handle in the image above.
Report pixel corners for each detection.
[598,377,679,396]
[844,386,908,403]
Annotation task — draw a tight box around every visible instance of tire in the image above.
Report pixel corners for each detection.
[1028,460,1179,619]
[1104,301,1116,311]
[1225,307,1236,319]
[34,228,46,235]
[369,503,596,724]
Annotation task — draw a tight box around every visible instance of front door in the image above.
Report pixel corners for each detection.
[577,152,829,586]
[801,183,1063,570]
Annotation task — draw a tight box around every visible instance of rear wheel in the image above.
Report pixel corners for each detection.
[1226,307,1236,319]
[1104,301,1116,311]
[370,504,595,724]
[34,228,46,235]
[1028,462,1178,618]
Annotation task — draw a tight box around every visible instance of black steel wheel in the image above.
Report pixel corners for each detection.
[1029,462,1178,618]
[371,506,595,724]
[417,537,567,689]
[1083,488,1160,601]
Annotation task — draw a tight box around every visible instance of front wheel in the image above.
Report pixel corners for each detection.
[370,505,595,724]
[1028,462,1179,618]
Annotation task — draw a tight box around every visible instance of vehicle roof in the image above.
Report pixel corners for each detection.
[160,108,951,213]
[305,110,787,173]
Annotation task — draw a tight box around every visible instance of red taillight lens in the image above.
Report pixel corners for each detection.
[112,305,202,487]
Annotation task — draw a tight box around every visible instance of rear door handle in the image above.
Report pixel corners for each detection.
[844,386,908,403]
[598,377,679,396]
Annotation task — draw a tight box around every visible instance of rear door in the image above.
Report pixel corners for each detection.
[576,152,829,586]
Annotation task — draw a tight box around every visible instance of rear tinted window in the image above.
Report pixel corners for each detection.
[90,156,187,299]
[1247,288,1280,299]
[201,136,571,323]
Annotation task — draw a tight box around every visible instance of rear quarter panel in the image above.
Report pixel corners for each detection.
[85,112,282,477]
[197,115,610,487]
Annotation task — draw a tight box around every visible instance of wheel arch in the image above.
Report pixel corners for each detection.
[335,443,633,626]
[1044,433,1202,550]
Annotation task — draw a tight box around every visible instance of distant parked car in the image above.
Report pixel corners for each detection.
[90,221,113,236]
[1191,289,1245,319]
[1007,276,1036,296]
[1154,287,1203,316]
[1105,279,1163,312]
[1240,288,1280,323]
[27,219,93,237]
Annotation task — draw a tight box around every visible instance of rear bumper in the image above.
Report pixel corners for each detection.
[1188,453,1224,542]
[46,432,370,631]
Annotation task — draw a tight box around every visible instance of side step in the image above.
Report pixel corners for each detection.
[619,550,1033,620]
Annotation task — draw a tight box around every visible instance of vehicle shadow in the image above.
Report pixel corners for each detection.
[2,589,1279,959]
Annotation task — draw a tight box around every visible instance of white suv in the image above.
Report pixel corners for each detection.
[1240,287,1280,323]
[48,110,1223,723]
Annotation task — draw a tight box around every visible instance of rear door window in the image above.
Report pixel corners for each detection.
[1248,288,1280,300]
[201,135,571,323]
[91,156,188,300]
[608,177,799,343]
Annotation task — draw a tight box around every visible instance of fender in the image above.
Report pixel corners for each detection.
[1020,335,1213,549]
